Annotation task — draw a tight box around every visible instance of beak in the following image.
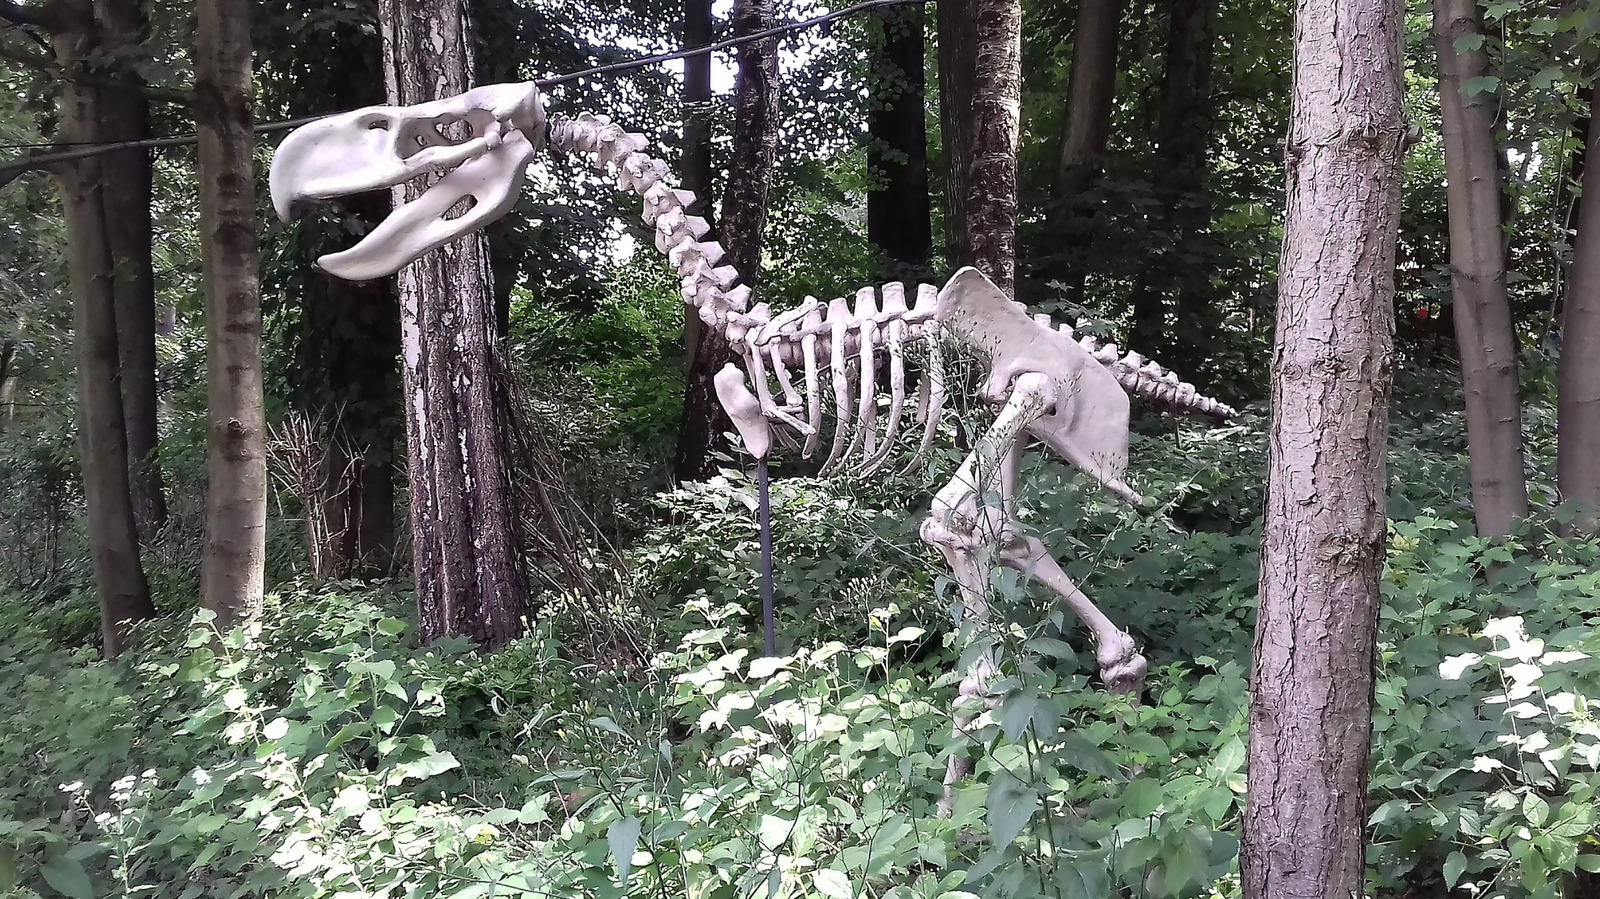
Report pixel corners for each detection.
[267,82,546,279]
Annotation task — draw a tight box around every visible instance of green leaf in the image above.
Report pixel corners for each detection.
[376,617,407,637]
[758,814,793,850]
[1461,75,1500,97]
[1451,32,1485,53]
[1122,777,1163,818]
[1439,850,1467,889]
[814,868,853,899]
[39,852,93,899]
[1523,792,1550,827]
[589,716,628,737]
[1577,854,1600,873]
[986,771,1037,848]
[607,816,642,883]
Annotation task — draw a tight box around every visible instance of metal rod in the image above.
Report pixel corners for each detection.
[757,457,775,657]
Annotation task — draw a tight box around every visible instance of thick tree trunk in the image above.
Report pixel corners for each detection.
[196,0,266,634]
[936,0,976,272]
[97,0,166,547]
[1433,0,1528,537]
[681,0,716,365]
[1129,0,1217,364]
[1055,0,1121,201]
[966,0,1022,295]
[380,0,532,648]
[1560,106,1600,532]
[674,0,778,481]
[54,4,155,657]
[867,2,932,282]
[1240,0,1406,891]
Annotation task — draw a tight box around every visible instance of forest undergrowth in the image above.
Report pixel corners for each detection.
[0,365,1597,899]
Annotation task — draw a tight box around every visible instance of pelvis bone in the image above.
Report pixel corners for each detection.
[268,81,546,281]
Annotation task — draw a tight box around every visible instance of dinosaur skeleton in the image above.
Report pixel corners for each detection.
[269,81,1237,801]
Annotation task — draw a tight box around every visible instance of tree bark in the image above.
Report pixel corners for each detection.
[196,0,266,634]
[1433,0,1528,537]
[966,0,1022,295]
[1054,0,1121,201]
[674,0,778,481]
[54,1,155,657]
[0,339,14,436]
[96,0,166,548]
[1560,105,1600,532]
[1240,0,1406,892]
[681,0,716,365]
[936,0,976,273]
[380,0,532,648]
[1129,0,1217,365]
[867,2,932,282]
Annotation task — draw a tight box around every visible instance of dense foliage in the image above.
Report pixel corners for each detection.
[1,383,1596,898]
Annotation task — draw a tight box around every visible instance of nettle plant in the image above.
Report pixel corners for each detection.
[1368,518,1600,898]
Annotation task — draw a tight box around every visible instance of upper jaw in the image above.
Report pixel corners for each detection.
[268,82,546,279]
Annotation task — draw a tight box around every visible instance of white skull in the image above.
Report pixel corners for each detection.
[268,81,545,280]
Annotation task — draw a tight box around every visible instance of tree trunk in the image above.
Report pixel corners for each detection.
[1129,0,1217,365]
[196,0,266,634]
[1240,0,1406,893]
[936,0,976,273]
[966,0,1022,295]
[674,0,779,481]
[1054,0,1121,201]
[1560,105,1600,532]
[380,0,532,648]
[54,3,155,657]
[97,0,166,548]
[1433,0,1528,537]
[681,0,716,365]
[0,339,14,436]
[867,2,932,282]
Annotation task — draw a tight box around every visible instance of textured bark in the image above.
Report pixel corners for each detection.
[96,0,166,548]
[681,0,716,364]
[674,0,778,481]
[1560,106,1600,531]
[54,3,155,657]
[1054,0,1121,201]
[1240,0,1406,891]
[965,0,1022,295]
[381,0,532,648]
[1129,0,1217,363]
[1433,0,1528,537]
[196,0,266,634]
[936,0,976,270]
[867,2,932,282]
[0,340,13,435]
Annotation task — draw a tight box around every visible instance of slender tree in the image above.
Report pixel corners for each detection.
[379,0,532,647]
[1433,0,1528,537]
[98,0,167,547]
[1054,0,1121,202]
[196,0,266,634]
[1129,0,1218,365]
[52,0,155,656]
[681,0,717,365]
[675,0,779,481]
[1241,0,1407,891]
[867,2,932,282]
[1560,105,1600,531]
[939,0,1021,294]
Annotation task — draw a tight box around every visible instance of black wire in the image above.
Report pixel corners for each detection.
[0,0,926,162]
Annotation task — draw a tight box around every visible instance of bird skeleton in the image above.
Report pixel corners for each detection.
[270,81,1239,805]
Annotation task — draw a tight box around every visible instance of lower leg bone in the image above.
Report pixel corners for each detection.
[997,533,1147,694]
